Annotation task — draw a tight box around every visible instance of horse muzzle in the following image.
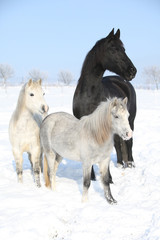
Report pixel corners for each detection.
[121,130,132,141]
[125,66,137,81]
[41,104,49,114]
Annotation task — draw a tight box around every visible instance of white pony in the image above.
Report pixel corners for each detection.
[40,97,132,204]
[9,79,49,187]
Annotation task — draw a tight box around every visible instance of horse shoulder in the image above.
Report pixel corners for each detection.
[10,111,40,143]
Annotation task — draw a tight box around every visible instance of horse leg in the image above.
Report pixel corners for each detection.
[45,150,57,190]
[13,150,23,183]
[120,139,128,164]
[55,154,62,171]
[124,138,135,168]
[40,151,43,172]
[51,153,62,189]
[108,166,113,184]
[31,152,41,187]
[91,166,96,181]
[28,152,33,173]
[124,118,135,168]
[91,163,113,183]
[115,136,135,168]
[99,159,117,204]
[82,164,92,202]
[114,135,124,167]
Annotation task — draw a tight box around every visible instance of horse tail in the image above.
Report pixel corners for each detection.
[43,155,51,188]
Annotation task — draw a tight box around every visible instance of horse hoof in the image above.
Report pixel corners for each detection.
[105,193,117,205]
[117,163,124,169]
[125,161,135,168]
[107,197,117,205]
[81,194,88,203]
[36,182,41,188]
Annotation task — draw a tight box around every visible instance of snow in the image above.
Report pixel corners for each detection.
[0,86,160,240]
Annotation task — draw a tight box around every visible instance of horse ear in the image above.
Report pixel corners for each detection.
[115,29,120,39]
[37,79,42,85]
[112,97,118,107]
[123,97,128,105]
[107,28,114,39]
[28,79,33,87]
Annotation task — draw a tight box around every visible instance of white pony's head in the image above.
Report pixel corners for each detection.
[25,79,49,115]
[110,97,132,140]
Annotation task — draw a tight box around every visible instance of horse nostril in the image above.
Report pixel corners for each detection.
[130,66,137,75]
[126,131,132,138]
[42,105,45,113]
[42,105,49,113]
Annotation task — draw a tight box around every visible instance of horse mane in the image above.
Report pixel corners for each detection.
[13,84,26,122]
[80,38,105,77]
[81,99,113,145]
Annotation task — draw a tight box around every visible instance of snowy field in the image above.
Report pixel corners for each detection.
[0,86,160,240]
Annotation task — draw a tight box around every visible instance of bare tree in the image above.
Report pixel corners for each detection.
[28,69,48,83]
[143,66,160,90]
[0,63,14,88]
[58,70,74,85]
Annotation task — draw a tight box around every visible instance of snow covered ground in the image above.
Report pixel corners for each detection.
[0,86,160,240]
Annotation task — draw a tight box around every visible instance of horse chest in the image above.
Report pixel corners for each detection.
[13,115,40,145]
[18,117,38,131]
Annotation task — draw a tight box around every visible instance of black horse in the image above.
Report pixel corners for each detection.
[73,29,137,180]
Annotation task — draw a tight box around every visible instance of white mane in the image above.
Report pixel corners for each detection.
[81,99,113,145]
[13,84,26,123]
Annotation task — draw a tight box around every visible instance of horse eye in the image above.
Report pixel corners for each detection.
[30,93,34,97]
[43,93,45,96]
[115,115,119,119]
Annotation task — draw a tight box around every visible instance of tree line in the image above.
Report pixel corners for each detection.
[0,64,74,88]
[0,63,160,89]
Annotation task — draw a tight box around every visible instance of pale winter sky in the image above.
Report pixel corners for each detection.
[0,0,160,85]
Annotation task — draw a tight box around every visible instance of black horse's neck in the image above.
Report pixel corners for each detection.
[77,43,105,91]
[79,70,104,88]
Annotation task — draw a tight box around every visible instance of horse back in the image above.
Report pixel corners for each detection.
[73,76,136,123]
[102,76,136,108]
